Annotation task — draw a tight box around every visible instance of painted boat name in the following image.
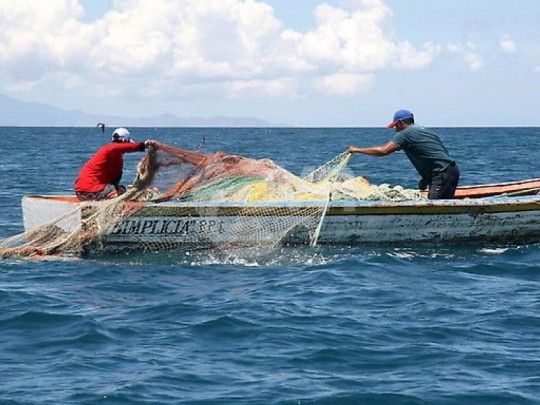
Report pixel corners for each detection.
[113,218,226,235]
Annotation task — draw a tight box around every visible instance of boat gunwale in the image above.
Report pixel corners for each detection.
[24,194,540,210]
[130,197,540,217]
[22,174,540,218]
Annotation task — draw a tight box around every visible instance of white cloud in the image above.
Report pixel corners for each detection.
[447,42,484,72]
[0,0,442,101]
[296,0,440,74]
[0,0,90,79]
[499,34,516,53]
[314,73,375,96]
[465,53,483,71]
[289,0,441,95]
[395,41,442,70]
[226,77,299,98]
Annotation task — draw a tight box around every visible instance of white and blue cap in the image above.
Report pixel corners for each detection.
[112,127,133,143]
[387,109,414,128]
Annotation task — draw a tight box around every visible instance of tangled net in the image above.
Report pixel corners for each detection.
[0,142,425,259]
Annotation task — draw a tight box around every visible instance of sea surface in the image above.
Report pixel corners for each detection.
[1,127,540,404]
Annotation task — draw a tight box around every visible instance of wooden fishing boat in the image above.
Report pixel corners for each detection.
[20,177,540,252]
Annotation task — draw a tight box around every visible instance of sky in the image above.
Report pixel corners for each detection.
[0,0,539,127]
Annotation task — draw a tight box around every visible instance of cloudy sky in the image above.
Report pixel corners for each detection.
[0,0,539,126]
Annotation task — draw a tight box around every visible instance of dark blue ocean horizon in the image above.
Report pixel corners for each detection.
[1,127,540,404]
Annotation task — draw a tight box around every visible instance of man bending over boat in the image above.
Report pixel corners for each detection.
[74,128,156,201]
[348,110,460,199]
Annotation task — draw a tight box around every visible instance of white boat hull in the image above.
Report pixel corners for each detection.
[22,194,540,251]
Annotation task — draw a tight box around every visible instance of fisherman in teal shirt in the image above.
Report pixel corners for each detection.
[348,109,460,199]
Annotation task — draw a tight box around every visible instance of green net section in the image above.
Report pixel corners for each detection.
[0,142,426,259]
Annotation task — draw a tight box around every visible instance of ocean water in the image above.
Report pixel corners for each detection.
[1,127,540,404]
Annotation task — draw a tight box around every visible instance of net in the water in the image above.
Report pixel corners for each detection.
[0,142,425,259]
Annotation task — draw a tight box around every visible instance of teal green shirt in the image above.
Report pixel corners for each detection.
[392,124,455,182]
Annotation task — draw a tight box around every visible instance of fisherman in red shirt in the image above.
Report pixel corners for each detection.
[74,128,155,201]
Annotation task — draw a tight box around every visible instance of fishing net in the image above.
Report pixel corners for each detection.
[0,141,425,259]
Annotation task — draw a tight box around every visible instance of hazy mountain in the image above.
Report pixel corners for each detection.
[0,93,276,127]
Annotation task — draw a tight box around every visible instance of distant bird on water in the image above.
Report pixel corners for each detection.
[197,136,207,151]
[96,122,106,132]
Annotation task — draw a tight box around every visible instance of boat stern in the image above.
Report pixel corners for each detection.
[22,195,84,233]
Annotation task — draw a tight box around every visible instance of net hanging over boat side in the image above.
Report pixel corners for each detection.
[104,143,357,252]
[0,142,425,259]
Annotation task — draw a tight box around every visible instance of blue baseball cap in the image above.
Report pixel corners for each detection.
[387,109,414,128]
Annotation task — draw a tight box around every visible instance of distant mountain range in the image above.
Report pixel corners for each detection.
[0,93,276,127]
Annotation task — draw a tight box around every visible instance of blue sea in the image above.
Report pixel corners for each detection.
[1,127,540,404]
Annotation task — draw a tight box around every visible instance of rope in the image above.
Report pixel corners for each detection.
[310,152,352,246]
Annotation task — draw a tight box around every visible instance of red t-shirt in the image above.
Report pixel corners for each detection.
[74,142,145,193]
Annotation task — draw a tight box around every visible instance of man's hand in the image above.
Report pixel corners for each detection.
[418,178,428,191]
